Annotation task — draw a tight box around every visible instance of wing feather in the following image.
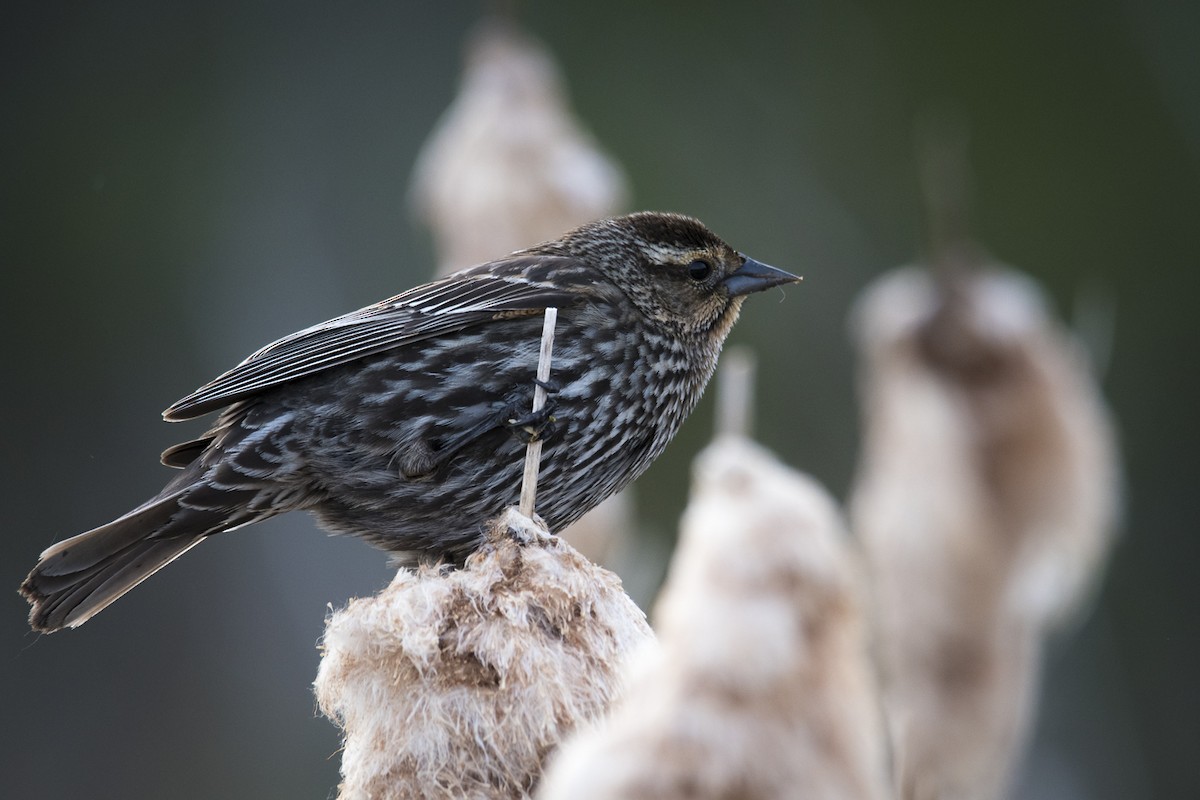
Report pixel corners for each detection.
[163,256,588,421]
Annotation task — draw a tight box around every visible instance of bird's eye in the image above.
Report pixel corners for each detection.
[687,259,713,281]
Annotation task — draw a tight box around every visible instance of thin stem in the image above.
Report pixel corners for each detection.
[715,346,756,439]
[519,307,558,517]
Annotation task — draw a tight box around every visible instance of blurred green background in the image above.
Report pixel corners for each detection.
[2,1,1196,797]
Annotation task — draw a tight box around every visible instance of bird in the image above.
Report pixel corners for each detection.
[21,211,800,632]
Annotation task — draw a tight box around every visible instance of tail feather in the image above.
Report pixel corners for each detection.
[21,490,217,632]
[35,490,188,576]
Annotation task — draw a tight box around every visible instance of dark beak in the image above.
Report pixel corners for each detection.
[722,255,803,297]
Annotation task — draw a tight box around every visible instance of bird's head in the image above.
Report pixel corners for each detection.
[549,212,801,336]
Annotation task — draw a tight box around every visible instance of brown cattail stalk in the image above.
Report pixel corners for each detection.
[539,437,889,800]
[410,19,628,277]
[849,265,1120,800]
[315,507,654,800]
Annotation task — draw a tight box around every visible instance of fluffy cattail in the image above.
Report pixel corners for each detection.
[849,265,1120,800]
[410,19,628,277]
[539,437,889,800]
[314,507,654,800]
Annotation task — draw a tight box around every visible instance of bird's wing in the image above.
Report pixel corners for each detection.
[163,256,587,421]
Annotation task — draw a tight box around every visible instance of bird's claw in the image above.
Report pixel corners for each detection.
[505,397,560,444]
[505,412,559,444]
[533,377,561,394]
[501,375,565,443]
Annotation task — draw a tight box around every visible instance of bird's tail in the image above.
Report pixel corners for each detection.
[21,488,217,632]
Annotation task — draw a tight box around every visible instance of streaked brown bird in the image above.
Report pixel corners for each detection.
[21,212,800,632]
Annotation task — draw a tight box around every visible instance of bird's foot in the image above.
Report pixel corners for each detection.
[505,405,560,444]
[504,382,561,444]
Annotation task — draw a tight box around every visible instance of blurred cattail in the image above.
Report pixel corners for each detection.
[538,436,889,800]
[314,507,654,800]
[410,19,628,276]
[409,16,632,568]
[849,264,1120,800]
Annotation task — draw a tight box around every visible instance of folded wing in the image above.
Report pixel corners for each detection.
[163,256,585,421]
